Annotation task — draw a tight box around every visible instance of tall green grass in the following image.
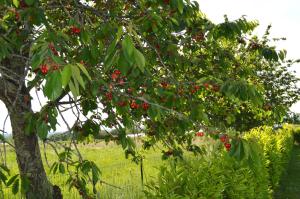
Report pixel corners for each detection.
[1,141,164,199]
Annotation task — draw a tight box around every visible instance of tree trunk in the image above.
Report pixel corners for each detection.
[0,57,62,198]
[7,100,54,199]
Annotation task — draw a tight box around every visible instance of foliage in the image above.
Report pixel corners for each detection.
[145,144,270,199]
[145,126,294,198]
[289,125,300,144]
[284,112,300,124]
[244,125,294,190]
[0,0,299,197]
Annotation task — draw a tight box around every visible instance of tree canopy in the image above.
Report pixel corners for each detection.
[0,0,299,198]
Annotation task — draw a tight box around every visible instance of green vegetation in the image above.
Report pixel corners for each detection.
[1,0,299,197]
[0,125,298,198]
[2,141,163,199]
[275,144,300,198]
[244,126,294,190]
[145,126,294,198]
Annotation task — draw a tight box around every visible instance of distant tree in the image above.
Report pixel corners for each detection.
[284,112,300,124]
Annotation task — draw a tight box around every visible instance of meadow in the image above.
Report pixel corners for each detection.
[2,140,165,199]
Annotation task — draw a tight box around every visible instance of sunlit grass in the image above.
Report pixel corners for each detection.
[2,140,165,199]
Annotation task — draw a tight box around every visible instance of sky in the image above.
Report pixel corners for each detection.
[0,0,299,134]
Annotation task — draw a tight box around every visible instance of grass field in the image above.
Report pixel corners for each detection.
[1,140,165,199]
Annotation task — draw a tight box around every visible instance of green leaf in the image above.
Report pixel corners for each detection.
[13,0,19,7]
[177,0,184,14]
[230,139,245,161]
[24,113,36,135]
[12,179,19,195]
[122,35,135,64]
[0,164,10,174]
[31,53,43,70]
[68,80,78,100]
[71,65,85,89]
[0,170,7,183]
[59,163,65,174]
[0,134,5,142]
[25,0,35,5]
[36,121,48,140]
[133,49,145,72]
[6,174,19,186]
[81,30,91,45]
[43,71,63,101]
[61,65,72,87]
[51,55,65,65]
[21,176,30,194]
[77,63,91,80]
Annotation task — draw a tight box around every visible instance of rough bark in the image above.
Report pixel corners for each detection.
[0,57,62,199]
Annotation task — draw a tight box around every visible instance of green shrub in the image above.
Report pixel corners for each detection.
[244,126,294,190]
[291,125,300,144]
[145,126,294,199]
[145,142,270,199]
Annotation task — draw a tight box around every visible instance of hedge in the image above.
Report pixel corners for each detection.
[290,125,300,144]
[145,125,294,199]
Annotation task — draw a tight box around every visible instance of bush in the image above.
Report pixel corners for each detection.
[145,126,294,199]
[244,126,294,190]
[145,147,270,199]
[291,125,300,144]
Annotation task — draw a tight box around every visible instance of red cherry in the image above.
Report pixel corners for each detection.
[111,73,118,80]
[130,100,139,109]
[105,92,113,101]
[203,83,210,89]
[40,64,49,75]
[194,85,200,90]
[220,137,226,143]
[196,132,204,137]
[224,143,231,151]
[219,134,227,143]
[142,102,150,110]
[48,43,58,55]
[114,69,121,75]
[70,26,81,34]
[163,0,170,4]
[111,69,121,80]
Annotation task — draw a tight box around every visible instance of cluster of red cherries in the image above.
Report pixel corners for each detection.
[195,131,232,151]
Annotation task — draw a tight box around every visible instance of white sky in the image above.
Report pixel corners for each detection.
[0,0,299,133]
